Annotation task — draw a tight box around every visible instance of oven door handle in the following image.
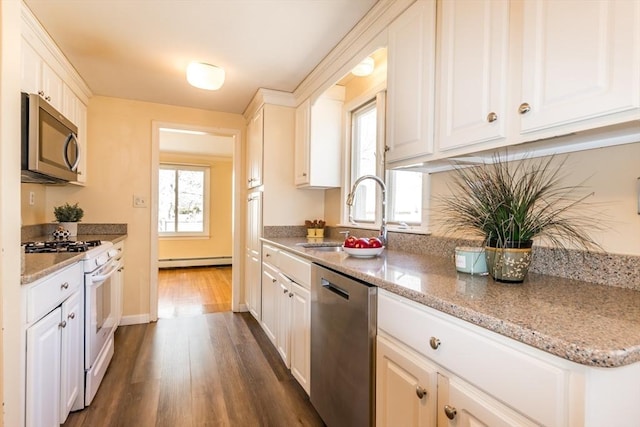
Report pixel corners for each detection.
[89,261,121,285]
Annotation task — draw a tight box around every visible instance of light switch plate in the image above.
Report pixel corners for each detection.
[133,194,148,208]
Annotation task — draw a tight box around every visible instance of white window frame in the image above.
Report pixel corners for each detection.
[341,84,430,234]
[158,163,211,238]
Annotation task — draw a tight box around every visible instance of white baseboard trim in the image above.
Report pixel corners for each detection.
[233,304,248,313]
[119,314,150,326]
[158,257,232,268]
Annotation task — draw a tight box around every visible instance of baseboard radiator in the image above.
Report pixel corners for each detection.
[158,256,232,269]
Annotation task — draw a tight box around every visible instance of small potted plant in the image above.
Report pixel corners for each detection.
[435,153,602,283]
[53,202,84,237]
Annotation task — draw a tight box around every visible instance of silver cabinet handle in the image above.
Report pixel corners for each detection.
[486,112,498,123]
[59,320,67,328]
[518,103,531,114]
[429,337,441,350]
[415,385,427,399]
[61,282,70,290]
[68,312,75,319]
[444,405,457,420]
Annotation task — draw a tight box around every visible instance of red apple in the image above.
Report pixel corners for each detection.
[354,237,371,248]
[344,236,358,248]
[368,237,383,248]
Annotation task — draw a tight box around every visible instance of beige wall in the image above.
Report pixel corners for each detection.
[20,183,47,225]
[158,152,233,260]
[428,142,640,256]
[45,96,245,318]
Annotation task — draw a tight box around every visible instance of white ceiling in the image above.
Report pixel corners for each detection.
[23,0,378,114]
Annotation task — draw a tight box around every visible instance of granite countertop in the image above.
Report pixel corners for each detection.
[263,237,640,368]
[21,233,127,285]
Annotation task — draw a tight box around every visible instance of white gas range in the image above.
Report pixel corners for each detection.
[25,239,121,406]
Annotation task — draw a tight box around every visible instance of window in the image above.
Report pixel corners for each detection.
[347,91,425,229]
[158,164,210,236]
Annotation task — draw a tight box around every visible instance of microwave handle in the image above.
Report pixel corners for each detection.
[63,133,80,172]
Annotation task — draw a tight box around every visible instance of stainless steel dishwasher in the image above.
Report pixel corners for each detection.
[310,264,377,427]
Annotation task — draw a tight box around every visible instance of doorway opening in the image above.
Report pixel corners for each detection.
[150,122,242,321]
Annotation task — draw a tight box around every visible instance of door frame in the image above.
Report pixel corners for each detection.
[150,121,243,321]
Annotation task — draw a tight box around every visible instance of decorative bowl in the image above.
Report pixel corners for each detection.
[342,245,385,258]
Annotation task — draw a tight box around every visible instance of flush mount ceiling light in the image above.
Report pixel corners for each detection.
[186,62,225,90]
[351,56,374,77]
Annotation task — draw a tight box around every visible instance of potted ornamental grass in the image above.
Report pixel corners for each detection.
[436,153,602,283]
[53,202,84,237]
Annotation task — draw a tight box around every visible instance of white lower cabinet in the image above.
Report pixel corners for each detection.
[25,262,84,427]
[260,243,311,394]
[377,289,640,427]
[376,335,437,427]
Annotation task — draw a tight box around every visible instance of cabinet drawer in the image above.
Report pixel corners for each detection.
[27,262,83,323]
[262,244,280,267]
[279,250,310,289]
[378,290,569,427]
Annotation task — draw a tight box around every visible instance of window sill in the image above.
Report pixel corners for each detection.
[336,224,431,236]
[159,235,211,240]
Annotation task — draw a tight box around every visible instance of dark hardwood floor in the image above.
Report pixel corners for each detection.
[64,267,324,426]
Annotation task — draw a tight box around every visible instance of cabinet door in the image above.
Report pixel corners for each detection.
[276,277,291,367]
[21,39,41,94]
[386,0,436,163]
[289,282,310,394]
[41,61,63,111]
[247,108,264,188]
[260,263,279,344]
[294,99,311,186]
[519,0,640,134]
[376,335,436,427]
[246,251,261,320]
[60,290,83,421]
[26,307,62,427]
[437,374,538,427]
[436,0,509,151]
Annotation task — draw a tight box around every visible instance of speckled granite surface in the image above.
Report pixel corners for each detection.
[21,230,127,285]
[263,236,640,368]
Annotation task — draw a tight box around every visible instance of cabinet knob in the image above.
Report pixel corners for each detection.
[429,336,441,350]
[415,385,427,399]
[289,292,294,298]
[58,320,67,328]
[38,90,45,96]
[272,278,276,283]
[302,173,307,177]
[68,312,75,320]
[265,253,270,257]
[45,96,51,101]
[518,102,531,114]
[61,282,70,290]
[283,289,289,294]
[486,112,498,123]
[384,145,390,153]
[444,405,457,420]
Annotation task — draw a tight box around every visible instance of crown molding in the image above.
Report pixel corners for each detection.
[243,88,297,120]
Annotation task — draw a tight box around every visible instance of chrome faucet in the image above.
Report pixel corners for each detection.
[346,174,387,245]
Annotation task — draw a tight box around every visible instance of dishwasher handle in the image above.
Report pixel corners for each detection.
[321,278,350,300]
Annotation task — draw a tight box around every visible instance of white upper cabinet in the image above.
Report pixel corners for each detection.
[385,0,436,164]
[21,38,64,111]
[247,108,264,189]
[294,85,344,188]
[518,0,640,136]
[436,0,510,151]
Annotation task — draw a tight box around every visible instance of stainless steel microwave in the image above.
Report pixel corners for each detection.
[21,92,79,184]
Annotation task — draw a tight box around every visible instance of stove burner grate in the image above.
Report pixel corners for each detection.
[24,240,102,254]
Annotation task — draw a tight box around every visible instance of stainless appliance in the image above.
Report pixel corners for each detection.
[311,264,377,427]
[83,241,120,405]
[21,92,79,184]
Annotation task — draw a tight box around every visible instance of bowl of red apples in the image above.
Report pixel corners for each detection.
[342,235,385,258]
